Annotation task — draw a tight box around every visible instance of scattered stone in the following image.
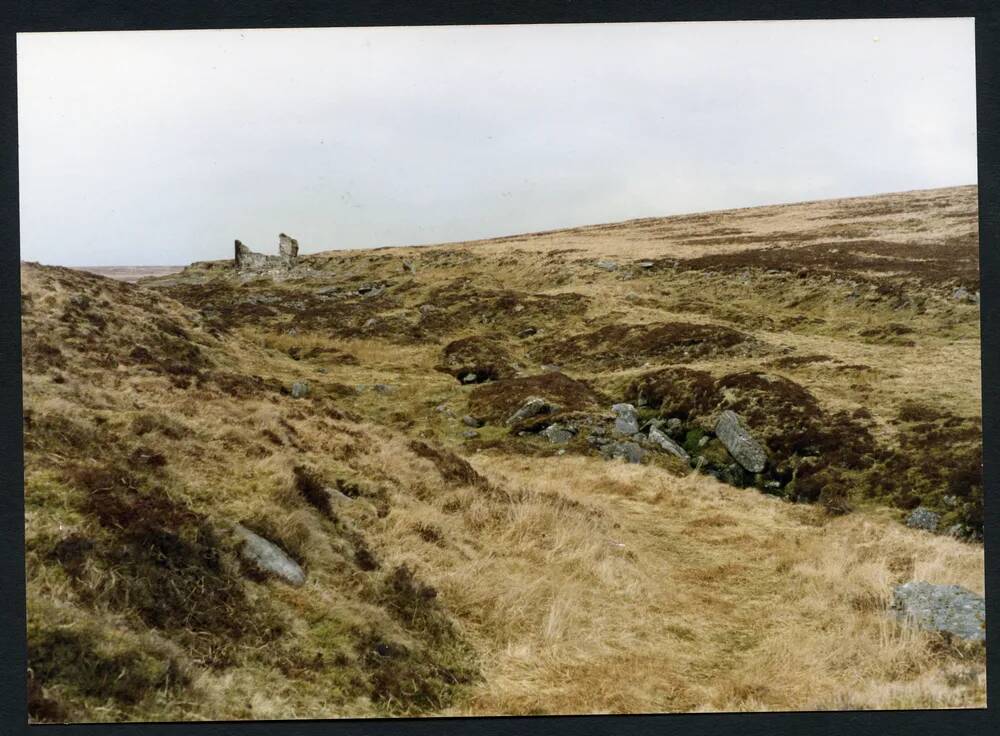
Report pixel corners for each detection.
[461,415,482,428]
[356,283,384,297]
[637,260,655,269]
[325,486,354,505]
[906,507,941,532]
[648,426,690,461]
[892,581,985,641]
[596,260,618,271]
[698,436,710,448]
[462,373,478,384]
[517,327,538,338]
[714,410,767,473]
[234,524,305,587]
[952,286,970,301]
[542,423,576,444]
[612,403,640,435]
[541,364,561,373]
[666,417,683,437]
[402,260,416,273]
[462,429,480,439]
[600,441,645,464]
[505,396,552,426]
[290,381,310,399]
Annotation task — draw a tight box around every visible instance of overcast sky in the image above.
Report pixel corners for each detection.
[17,19,977,266]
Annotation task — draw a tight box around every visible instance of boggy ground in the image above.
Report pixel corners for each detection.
[22,185,984,721]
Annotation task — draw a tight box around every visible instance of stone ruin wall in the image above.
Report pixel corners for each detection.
[234,233,299,271]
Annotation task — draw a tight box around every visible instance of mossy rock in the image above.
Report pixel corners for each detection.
[697,438,733,467]
[682,427,707,454]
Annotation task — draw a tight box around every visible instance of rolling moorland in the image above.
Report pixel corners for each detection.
[22,185,984,721]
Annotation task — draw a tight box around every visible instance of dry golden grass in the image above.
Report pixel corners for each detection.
[421,455,985,714]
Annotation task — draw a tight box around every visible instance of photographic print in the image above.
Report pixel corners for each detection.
[17,19,984,723]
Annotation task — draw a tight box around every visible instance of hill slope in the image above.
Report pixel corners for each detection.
[22,185,984,721]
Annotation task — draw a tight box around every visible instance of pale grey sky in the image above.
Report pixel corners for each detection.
[17,19,977,266]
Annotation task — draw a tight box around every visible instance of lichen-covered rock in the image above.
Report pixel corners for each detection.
[892,581,985,641]
[612,403,640,436]
[600,441,645,464]
[714,410,767,473]
[648,426,690,462]
[906,507,941,532]
[505,396,555,426]
[235,524,306,587]
[542,423,575,444]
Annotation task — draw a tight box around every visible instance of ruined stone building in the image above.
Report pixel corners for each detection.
[234,233,299,271]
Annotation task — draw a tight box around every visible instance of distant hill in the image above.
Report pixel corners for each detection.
[68,266,185,283]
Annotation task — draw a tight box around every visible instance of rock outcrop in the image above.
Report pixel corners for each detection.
[506,396,554,426]
[714,410,768,473]
[235,233,300,272]
[892,581,985,641]
[600,440,645,464]
[235,524,306,587]
[906,507,941,532]
[648,425,690,461]
[612,403,640,435]
[542,423,576,444]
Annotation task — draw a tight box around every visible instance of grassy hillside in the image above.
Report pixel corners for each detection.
[22,185,984,721]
